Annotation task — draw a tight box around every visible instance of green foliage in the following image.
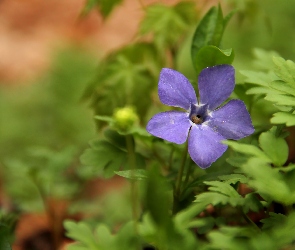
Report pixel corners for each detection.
[195,179,262,213]
[84,43,160,127]
[3,146,80,211]
[240,53,295,127]
[225,128,294,205]
[191,5,235,73]
[0,211,16,250]
[258,129,288,166]
[82,0,123,18]
[64,221,138,250]
[114,169,147,180]
[80,139,128,179]
[139,2,197,49]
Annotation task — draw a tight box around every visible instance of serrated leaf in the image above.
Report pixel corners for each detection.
[243,193,263,213]
[218,174,249,184]
[87,43,159,127]
[194,45,234,74]
[246,86,278,95]
[259,130,288,166]
[64,221,98,248]
[264,94,295,106]
[223,141,271,162]
[240,158,295,205]
[273,57,295,86]
[240,70,276,87]
[260,212,286,230]
[269,80,295,96]
[140,2,197,48]
[204,181,240,198]
[114,169,147,180]
[80,140,127,178]
[252,48,280,70]
[271,112,295,126]
[195,191,243,207]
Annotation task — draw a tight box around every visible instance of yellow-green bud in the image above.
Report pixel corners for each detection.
[113,107,139,133]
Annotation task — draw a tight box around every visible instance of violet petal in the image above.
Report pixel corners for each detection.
[158,68,197,110]
[207,99,255,140]
[146,111,191,144]
[198,65,235,110]
[188,125,227,169]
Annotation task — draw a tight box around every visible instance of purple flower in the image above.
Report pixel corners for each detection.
[146,65,254,169]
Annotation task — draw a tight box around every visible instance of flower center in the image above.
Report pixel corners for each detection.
[189,104,209,125]
[191,114,203,124]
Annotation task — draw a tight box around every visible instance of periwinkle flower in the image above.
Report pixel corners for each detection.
[146,65,254,169]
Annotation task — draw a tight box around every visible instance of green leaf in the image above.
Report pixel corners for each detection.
[246,86,279,95]
[64,221,99,249]
[271,112,295,126]
[114,169,147,180]
[273,57,295,87]
[252,48,280,70]
[223,141,271,162]
[218,174,249,184]
[240,158,295,205]
[259,129,288,166]
[139,2,197,48]
[87,43,159,127]
[145,166,172,230]
[191,6,225,68]
[79,140,127,178]
[260,212,286,230]
[269,80,295,96]
[82,0,123,18]
[194,45,234,74]
[204,181,241,198]
[104,129,127,150]
[240,70,276,87]
[264,94,295,106]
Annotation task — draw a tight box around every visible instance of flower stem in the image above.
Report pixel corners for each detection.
[125,135,139,230]
[173,141,188,214]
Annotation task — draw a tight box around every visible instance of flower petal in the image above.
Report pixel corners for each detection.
[208,100,254,140]
[198,65,235,110]
[188,125,227,169]
[158,68,197,110]
[146,111,191,144]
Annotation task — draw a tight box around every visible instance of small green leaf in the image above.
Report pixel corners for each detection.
[246,86,278,95]
[269,80,295,96]
[218,174,249,184]
[261,212,286,230]
[204,181,240,198]
[259,130,288,166]
[265,94,295,106]
[223,141,271,162]
[271,112,295,126]
[240,70,276,87]
[114,169,147,180]
[140,2,197,48]
[80,140,127,178]
[194,46,234,74]
[191,6,224,68]
[273,57,295,86]
[82,0,123,18]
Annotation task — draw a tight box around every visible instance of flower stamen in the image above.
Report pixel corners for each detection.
[191,114,203,124]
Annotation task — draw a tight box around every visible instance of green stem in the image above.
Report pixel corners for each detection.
[125,135,139,231]
[173,141,188,214]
